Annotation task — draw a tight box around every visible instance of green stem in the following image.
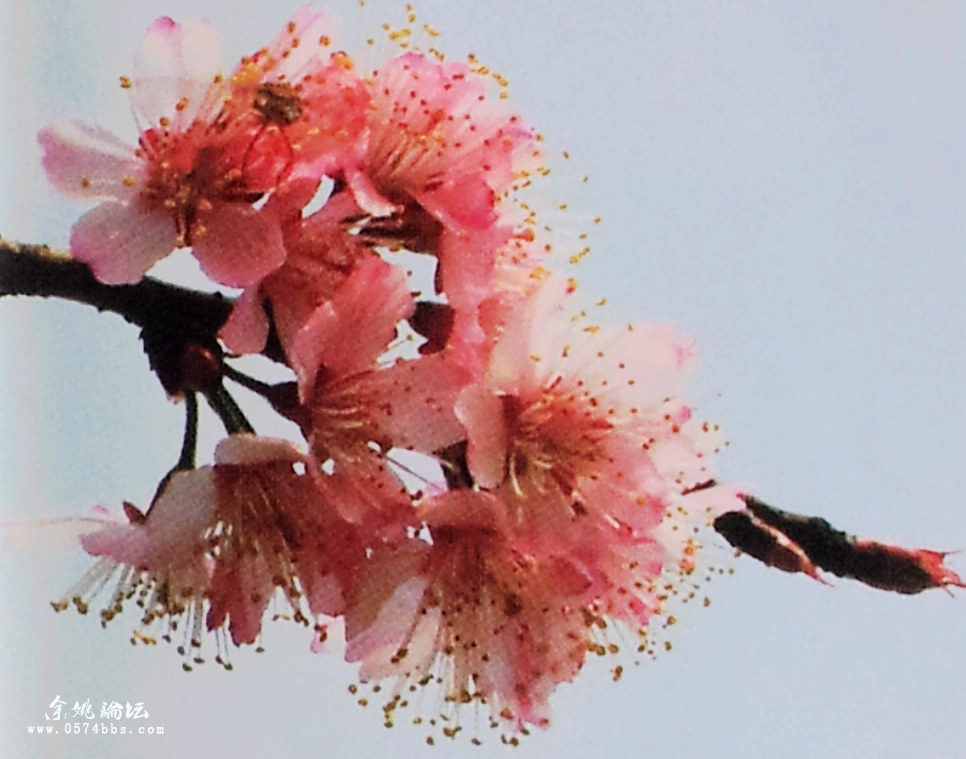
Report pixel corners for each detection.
[176,392,199,471]
[223,363,277,397]
[204,385,256,435]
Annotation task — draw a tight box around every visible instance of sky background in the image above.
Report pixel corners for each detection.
[2,1,965,757]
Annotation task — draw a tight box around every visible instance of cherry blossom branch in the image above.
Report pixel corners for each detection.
[0,237,234,341]
[0,236,284,427]
[0,235,291,403]
[713,494,966,594]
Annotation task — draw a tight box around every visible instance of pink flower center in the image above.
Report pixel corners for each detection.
[137,121,276,246]
[368,118,443,191]
[309,374,390,460]
[207,463,316,618]
[502,381,612,499]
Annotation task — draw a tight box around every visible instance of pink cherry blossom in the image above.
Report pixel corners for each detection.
[204,434,363,645]
[454,276,737,555]
[302,353,469,536]
[344,52,541,365]
[39,11,370,288]
[226,7,370,181]
[336,276,741,736]
[58,435,363,661]
[54,469,216,666]
[350,51,537,232]
[343,491,588,735]
[39,18,278,285]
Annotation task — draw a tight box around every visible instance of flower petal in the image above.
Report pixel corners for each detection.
[80,468,215,568]
[132,17,225,127]
[360,354,470,455]
[38,122,141,200]
[218,287,271,355]
[191,202,286,288]
[213,433,303,466]
[291,256,414,396]
[456,383,508,489]
[418,489,508,532]
[344,542,432,677]
[345,168,398,218]
[70,201,177,284]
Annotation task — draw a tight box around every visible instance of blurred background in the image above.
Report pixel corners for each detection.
[2,2,965,757]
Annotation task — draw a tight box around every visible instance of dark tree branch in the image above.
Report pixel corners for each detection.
[0,236,289,368]
[0,237,234,340]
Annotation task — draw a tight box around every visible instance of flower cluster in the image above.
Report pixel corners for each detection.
[41,6,743,740]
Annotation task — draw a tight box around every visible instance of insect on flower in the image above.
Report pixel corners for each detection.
[241,81,306,187]
[253,81,304,126]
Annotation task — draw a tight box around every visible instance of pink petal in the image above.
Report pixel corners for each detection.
[360,354,470,454]
[291,256,414,397]
[263,7,333,79]
[304,574,344,619]
[191,202,286,287]
[345,576,428,669]
[213,434,303,466]
[38,122,141,200]
[218,287,271,355]
[456,384,508,489]
[70,201,177,284]
[436,224,508,310]
[145,468,217,546]
[585,325,692,409]
[358,603,440,682]
[80,523,152,567]
[413,175,496,232]
[345,168,399,218]
[132,17,225,127]
[206,553,274,645]
[418,490,508,532]
[311,453,412,531]
[344,543,432,676]
[263,176,324,220]
[485,275,572,395]
[575,438,667,535]
[80,468,215,568]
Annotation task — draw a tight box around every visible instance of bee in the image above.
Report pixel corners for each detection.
[253,81,304,126]
[243,81,305,187]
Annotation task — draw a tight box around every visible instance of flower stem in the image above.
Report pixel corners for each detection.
[177,392,199,471]
[204,384,256,435]
[222,363,277,397]
[148,393,201,509]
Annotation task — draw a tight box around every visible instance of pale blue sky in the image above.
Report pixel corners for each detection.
[3,2,965,758]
